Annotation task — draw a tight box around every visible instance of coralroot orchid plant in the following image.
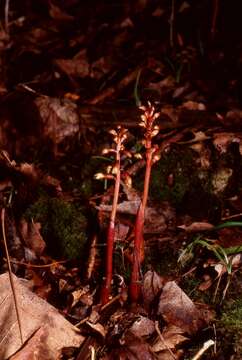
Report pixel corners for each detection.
[95,126,129,305]
[130,102,160,303]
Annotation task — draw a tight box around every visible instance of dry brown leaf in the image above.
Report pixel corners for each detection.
[55,49,90,78]
[178,131,210,144]
[155,349,183,360]
[213,132,241,154]
[111,331,155,360]
[152,325,188,352]
[212,167,233,194]
[181,101,206,111]
[35,96,80,145]
[9,327,52,360]
[90,56,113,80]
[0,273,83,359]
[143,270,164,309]
[70,286,92,309]
[157,281,203,335]
[86,321,106,338]
[49,1,74,22]
[130,316,155,338]
[19,219,46,256]
[178,222,214,232]
[198,276,213,291]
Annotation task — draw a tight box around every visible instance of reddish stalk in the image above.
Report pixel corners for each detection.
[130,103,160,303]
[99,127,128,305]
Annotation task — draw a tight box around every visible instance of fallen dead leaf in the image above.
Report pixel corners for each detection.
[111,331,155,360]
[86,321,106,338]
[19,219,46,256]
[143,270,164,309]
[178,222,214,232]
[181,101,206,111]
[157,281,203,334]
[0,273,83,359]
[55,49,90,79]
[130,316,155,338]
[9,327,53,360]
[213,132,241,154]
[152,325,188,352]
[212,167,233,194]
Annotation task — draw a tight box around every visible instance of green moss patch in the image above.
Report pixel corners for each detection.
[24,197,88,259]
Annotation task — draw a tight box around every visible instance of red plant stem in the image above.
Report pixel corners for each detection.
[130,145,153,303]
[101,153,121,305]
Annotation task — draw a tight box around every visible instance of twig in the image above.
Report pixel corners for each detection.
[154,321,177,360]
[89,346,96,360]
[211,0,219,40]
[1,208,24,345]
[4,257,67,268]
[213,324,217,354]
[4,0,10,33]
[191,339,214,360]
[170,0,175,48]
[221,212,242,221]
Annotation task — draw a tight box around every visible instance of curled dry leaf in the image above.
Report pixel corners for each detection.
[19,219,46,256]
[86,321,106,338]
[70,286,92,309]
[0,273,83,360]
[152,325,188,353]
[143,270,164,309]
[111,331,155,360]
[178,222,214,232]
[213,132,241,154]
[55,49,90,78]
[212,167,233,194]
[130,316,155,338]
[181,101,206,111]
[9,327,51,360]
[157,281,203,335]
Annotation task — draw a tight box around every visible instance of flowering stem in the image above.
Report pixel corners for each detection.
[101,153,120,305]
[130,150,152,302]
[130,103,160,303]
[101,127,127,305]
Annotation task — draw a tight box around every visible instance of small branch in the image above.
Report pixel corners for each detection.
[130,103,160,303]
[170,0,175,48]
[191,339,215,360]
[1,208,24,345]
[155,321,177,360]
[211,0,219,40]
[4,0,10,33]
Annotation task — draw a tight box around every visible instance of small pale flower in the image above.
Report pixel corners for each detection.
[112,164,118,175]
[102,148,110,155]
[151,128,159,137]
[106,165,113,174]
[109,129,117,136]
[134,153,142,159]
[153,154,161,163]
[139,121,146,128]
[94,173,105,180]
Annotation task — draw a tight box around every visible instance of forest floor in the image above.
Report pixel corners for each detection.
[0,1,241,359]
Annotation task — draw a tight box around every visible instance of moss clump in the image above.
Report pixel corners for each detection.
[221,298,242,331]
[219,298,242,359]
[142,147,197,205]
[24,196,88,259]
